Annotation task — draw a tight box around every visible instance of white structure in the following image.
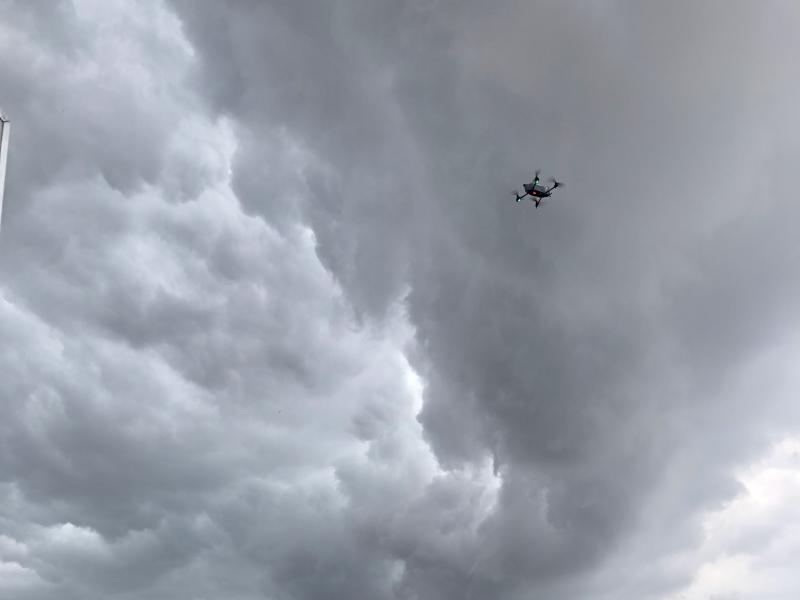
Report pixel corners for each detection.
[0,111,9,226]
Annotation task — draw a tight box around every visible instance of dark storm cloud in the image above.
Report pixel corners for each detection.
[167,0,800,598]
[3,1,800,599]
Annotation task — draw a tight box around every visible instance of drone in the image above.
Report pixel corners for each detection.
[513,170,563,207]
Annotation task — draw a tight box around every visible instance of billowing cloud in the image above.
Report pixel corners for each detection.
[2,0,800,598]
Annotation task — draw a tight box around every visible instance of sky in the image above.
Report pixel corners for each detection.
[2,1,800,598]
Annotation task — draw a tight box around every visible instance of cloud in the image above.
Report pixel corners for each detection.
[1,2,440,598]
[166,0,800,596]
[663,437,800,600]
[2,1,800,598]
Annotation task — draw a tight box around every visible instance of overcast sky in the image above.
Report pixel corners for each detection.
[2,1,800,599]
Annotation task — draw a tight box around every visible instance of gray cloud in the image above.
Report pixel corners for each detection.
[3,1,800,599]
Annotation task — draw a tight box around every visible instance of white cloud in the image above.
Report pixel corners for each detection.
[666,437,800,600]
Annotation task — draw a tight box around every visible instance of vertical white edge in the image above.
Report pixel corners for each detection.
[0,114,9,228]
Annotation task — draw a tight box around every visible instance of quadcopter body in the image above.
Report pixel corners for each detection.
[513,170,563,207]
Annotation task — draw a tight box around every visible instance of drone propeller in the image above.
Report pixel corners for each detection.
[549,177,564,188]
